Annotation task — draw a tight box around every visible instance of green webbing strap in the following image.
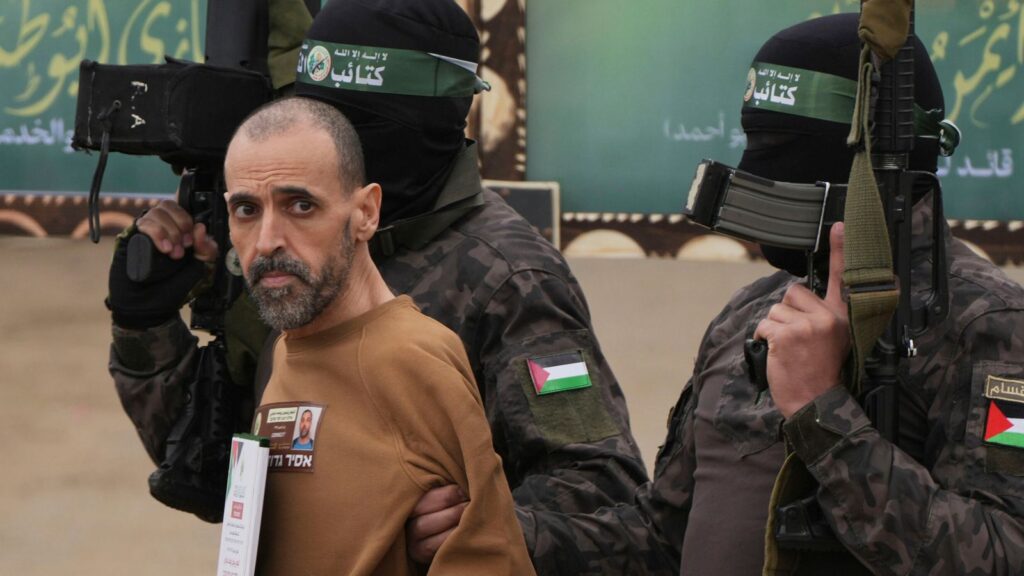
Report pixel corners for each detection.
[763,453,809,575]
[859,0,913,61]
[763,36,906,576]
[842,46,899,396]
[762,46,899,576]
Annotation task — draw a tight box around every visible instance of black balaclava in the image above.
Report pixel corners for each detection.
[295,0,480,225]
[737,13,945,277]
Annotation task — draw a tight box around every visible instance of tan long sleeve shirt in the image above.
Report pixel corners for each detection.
[254,296,534,575]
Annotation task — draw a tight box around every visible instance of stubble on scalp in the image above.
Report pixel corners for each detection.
[236,96,365,193]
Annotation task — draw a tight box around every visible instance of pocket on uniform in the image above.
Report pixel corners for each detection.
[713,351,783,457]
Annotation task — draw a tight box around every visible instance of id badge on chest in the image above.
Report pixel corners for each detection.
[253,402,327,473]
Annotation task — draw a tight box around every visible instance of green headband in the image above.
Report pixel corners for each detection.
[742,61,960,155]
[297,40,491,97]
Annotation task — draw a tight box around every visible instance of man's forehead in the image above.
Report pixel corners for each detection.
[228,122,324,157]
[226,133,334,185]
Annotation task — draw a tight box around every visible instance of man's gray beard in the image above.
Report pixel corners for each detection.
[245,231,354,331]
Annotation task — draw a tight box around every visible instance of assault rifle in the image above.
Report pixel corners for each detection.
[684,3,957,550]
[72,1,276,521]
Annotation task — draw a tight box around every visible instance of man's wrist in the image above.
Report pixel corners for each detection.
[112,316,194,373]
[782,386,871,464]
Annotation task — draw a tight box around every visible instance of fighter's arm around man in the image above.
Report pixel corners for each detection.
[756,223,1024,575]
[108,202,267,464]
[400,192,651,561]
[477,262,647,508]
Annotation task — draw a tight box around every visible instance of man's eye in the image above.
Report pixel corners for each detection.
[232,204,257,219]
[292,200,315,214]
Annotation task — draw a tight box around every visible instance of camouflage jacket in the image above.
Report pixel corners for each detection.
[526,201,1024,575]
[110,142,648,519]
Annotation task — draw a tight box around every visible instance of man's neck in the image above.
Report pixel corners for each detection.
[285,251,395,339]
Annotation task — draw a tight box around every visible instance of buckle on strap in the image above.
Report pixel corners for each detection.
[370,227,396,258]
[847,279,898,295]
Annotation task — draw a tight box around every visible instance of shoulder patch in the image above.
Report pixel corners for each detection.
[513,337,620,446]
[527,351,592,395]
[983,376,1024,449]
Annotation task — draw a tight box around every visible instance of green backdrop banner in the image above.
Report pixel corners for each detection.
[2,1,1021,221]
[1,0,206,196]
[526,0,1024,219]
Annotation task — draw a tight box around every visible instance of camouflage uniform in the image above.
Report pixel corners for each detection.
[111,142,649,518]
[525,199,1024,575]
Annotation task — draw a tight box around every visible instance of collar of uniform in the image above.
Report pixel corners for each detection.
[369,140,483,259]
[430,139,482,210]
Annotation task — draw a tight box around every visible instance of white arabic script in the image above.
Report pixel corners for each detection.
[937,148,1014,178]
[0,117,74,153]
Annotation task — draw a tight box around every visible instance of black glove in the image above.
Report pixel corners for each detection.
[108,230,207,329]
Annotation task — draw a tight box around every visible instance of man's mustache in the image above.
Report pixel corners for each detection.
[248,253,314,286]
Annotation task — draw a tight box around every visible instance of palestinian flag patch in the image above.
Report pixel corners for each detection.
[527,351,593,395]
[984,375,1024,449]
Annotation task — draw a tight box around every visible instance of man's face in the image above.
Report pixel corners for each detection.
[225,125,356,331]
[299,410,312,439]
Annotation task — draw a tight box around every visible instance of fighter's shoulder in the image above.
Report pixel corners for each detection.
[450,189,571,277]
[947,239,1024,326]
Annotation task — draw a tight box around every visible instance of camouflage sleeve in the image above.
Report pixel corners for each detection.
[520,382,694,575]
[474,268,649,516]
[110,317,199,465]
[784,309,1024,575]
[110,293,271,466]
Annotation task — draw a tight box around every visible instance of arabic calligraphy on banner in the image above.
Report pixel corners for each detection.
[1,0,202,119]
[657,1,1020,217]
[1,0,203,194]
[930,0,1024,128]
[815,0,1021,191]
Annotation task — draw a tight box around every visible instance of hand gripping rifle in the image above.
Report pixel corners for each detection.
[684,1,960,553]
[73,1,274,521]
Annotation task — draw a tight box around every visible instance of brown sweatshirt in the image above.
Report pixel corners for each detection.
[253,296,535,576]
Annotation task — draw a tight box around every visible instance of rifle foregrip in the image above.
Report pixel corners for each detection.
[745,338,770,390]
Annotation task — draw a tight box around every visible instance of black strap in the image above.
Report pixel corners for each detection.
[88,100,122,243]
[370,187,484,258]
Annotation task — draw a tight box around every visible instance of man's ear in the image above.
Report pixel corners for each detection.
[351,183,382,242]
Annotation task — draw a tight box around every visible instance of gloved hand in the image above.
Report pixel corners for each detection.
[108,200,219,329]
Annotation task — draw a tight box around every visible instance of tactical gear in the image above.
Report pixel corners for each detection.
[107,227,207,330]
[296,0,481,224]
[525,205,1024,574]
[737,13,945,279]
